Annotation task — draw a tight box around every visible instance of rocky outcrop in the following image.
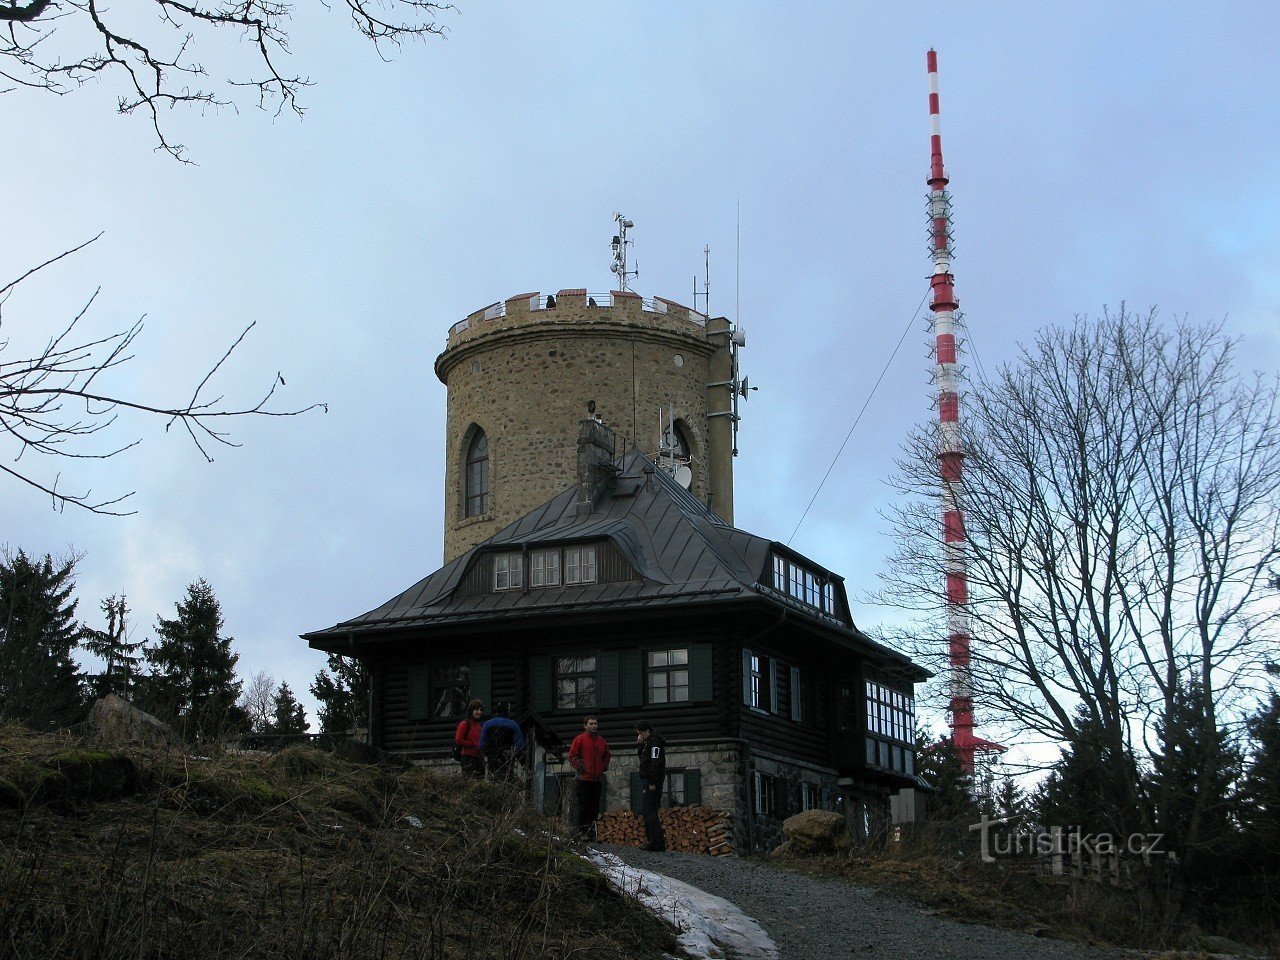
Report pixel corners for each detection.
[778,810,848,855]
[86,695,177,746]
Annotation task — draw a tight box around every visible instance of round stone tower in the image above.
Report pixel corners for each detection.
[436,288,737,563]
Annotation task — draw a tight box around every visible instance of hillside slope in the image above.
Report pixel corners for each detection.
[0,726,676,960]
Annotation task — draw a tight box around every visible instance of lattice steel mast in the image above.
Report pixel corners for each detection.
[927,49,1005,774]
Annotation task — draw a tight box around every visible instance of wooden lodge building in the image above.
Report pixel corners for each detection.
[305,418,928,852]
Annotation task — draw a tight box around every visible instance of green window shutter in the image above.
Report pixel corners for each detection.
[596,651,620,708]
[469,659,492,712]
[741,648,752,706]
[689,643,713,702]
[407,665,429,721]
[531,657,553,713]
[620,649,644,707]
[684,769,702,806]
[629,773,643,812]
[768,659,779,714]
[790,666,802,722]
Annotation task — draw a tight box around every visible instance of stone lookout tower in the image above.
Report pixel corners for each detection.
[435,287,741,563]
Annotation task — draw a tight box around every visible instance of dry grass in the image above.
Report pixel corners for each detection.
[0,725,677,960]
[770,825,1200,953]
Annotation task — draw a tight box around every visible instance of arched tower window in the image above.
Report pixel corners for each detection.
[464,429,489,517]
[672,422,691,462]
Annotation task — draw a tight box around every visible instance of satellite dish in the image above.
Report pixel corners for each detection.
[674,464,693,489]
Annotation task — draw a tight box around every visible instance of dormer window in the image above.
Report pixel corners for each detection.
[531,548,561,587]
[771,553,837,616]
[565,545,597,584]
[493,552,523,590]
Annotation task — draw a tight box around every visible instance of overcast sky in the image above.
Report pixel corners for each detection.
[5,3,1277,746]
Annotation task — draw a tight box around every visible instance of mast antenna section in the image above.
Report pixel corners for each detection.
[610,212,639,291]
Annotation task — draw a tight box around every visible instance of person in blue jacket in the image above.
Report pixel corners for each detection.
[479,701,525,781]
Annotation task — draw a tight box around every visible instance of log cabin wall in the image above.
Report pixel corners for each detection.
[735,627,847,769]
[372,619,728,759]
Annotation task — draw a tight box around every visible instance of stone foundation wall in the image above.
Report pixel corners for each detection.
[747,751,841,853]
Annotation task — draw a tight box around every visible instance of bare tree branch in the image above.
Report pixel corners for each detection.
[0,0,453,159]
[1,238,326,514]
[877,307,1280,836]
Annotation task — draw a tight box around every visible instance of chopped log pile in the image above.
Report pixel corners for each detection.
[595,806,734,855]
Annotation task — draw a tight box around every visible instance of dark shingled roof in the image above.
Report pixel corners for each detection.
[304,450,925,677]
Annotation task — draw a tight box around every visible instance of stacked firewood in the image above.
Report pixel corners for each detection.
[595,806,734,855]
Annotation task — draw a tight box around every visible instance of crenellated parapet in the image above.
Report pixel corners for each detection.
[440,289,709,360]
[433,286,735,563]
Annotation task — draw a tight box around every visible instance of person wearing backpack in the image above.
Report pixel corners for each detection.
[454,699,485,779]
[636,720,667,852]
[568,715,610,840]
[480,701,525,781]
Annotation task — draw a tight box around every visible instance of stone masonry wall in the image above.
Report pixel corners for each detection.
[435,290,734,563]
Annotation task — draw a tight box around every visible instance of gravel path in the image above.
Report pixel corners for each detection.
[598,846,1109,960]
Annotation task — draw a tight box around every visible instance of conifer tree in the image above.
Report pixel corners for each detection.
[310,653,369,733]
[146,579,244,738]
[271,683,308,735]
[82,595,142,699]
[1150,680,1241,864]
[1033,708,1146,836]
[915,730,977,821]
[1240,693,1280,863]
[993,776,1027,822]
[0,550,85,729]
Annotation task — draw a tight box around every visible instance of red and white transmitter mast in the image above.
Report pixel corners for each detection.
[926,49,1005,774]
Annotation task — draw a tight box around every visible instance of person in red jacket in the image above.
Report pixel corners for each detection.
[568,715,611,839]
[454,699,485,779]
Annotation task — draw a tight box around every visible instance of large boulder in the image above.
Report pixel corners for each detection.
[781,810,848,855]
[86,695,177,747]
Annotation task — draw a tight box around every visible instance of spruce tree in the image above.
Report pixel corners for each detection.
[915,730,977,821]
[1033,708,1145,836]
[1240,693,1280,864]
[82,595,143,699]
[147,579,244,738]
[1150,680,1241,863]
[310,653,369,733]
[0,550,85,729]
[271,682,308,735]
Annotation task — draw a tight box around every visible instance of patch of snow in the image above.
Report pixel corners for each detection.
[587,851,780,960]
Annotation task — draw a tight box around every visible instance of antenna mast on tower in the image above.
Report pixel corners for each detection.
[610,213,638,291]
[926,49,1005,775]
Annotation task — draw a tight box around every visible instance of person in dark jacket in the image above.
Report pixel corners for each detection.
[568,715,610,839]
[480,702,525,781]
[635,720,666,852]
[454,699,485,779]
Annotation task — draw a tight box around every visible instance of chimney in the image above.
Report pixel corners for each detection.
[577,417,617,518]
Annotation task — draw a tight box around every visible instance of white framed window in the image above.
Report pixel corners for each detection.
[665,771,687,806]
[753,771,779,817]
[749,654,772,711]
[493,552,523,590]
[531,548,561,587]
[565,545,597,584]
[771,552,837,616]
[800,782,822,812]
[555,656,596,708]
[647,648,690,704]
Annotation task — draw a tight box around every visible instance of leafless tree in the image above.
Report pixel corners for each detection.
[879,307,1280,844]
[0,0,452,159]
[238,668,275,733]
[1,235,325,514]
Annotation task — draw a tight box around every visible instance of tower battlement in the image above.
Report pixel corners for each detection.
[433,285,736,563]
[442,289,709,355]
